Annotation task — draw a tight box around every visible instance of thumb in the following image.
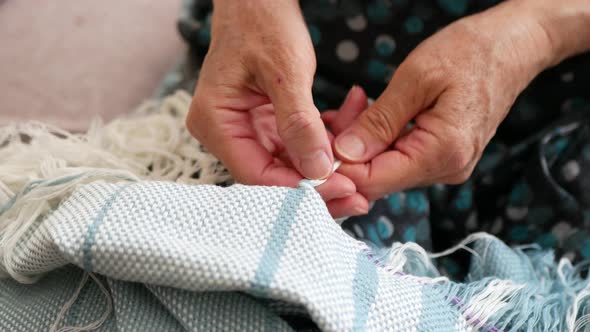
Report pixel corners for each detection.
[264,73,333,180]
[334,74,430,163]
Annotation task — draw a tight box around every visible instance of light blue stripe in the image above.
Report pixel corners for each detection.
[417,284,463,331]
[0,195,17,216]
[1,174,86,216]
[45,173,85,187]
[352,251,379,331]
[251,189,305,296]
[82,184,132,271]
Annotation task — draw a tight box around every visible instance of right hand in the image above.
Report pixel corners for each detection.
[186,0,369,217]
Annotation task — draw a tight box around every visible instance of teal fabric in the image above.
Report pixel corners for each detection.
[1,179,590,331]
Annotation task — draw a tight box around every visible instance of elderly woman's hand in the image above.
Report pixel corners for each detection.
[331,0,576,201]
[186,0,368,217]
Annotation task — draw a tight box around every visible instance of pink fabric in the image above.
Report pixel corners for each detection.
[0,0,185,131]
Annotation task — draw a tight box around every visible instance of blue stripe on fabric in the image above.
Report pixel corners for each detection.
[0,195,17,216]
[251,188,305,296]
[417,284,461,332]
[45,173,85,187]
[1,174,86,216]
[82,184,132,271]
[352,251,379,331]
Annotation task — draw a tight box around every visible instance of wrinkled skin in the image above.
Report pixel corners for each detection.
[187,0,590,217]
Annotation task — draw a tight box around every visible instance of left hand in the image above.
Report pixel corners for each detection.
[330,1,556,201]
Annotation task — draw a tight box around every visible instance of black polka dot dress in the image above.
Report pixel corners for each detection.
[177,0,590,278]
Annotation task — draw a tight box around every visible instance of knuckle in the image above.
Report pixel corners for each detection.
[361,103,397,143]
[357,185,381,202]
[185,105,202,139]
[258,48,316,76]
[400,55,444,83]
[442,135,473,173]
[255,54,315,92]
[279,110,316,141]
[185,92,212,141]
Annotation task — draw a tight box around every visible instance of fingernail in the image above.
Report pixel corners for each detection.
[353,205,368,215]
[335,191,354,199]
[300,150,333,180]
[335,133,366,160]
[344,85,358,103]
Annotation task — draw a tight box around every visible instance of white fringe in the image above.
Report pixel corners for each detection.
[4,90,590,331]
[0,90,231,281]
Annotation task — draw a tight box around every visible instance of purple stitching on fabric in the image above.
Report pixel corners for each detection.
[357,243,503,332]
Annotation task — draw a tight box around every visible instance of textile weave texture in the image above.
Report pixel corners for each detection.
[1,178,588,331]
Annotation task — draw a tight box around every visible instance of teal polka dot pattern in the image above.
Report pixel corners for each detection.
[430,184,447,202]
[367,2,392,24]
[453,185,472,211]
[477,152,502,173]
[367,59,388,80]
[440,258,460,276]
[509,180,532,206]
[509,225,529,242]
[416,218,430,240]
[197,26,211,44]
[403,227,417,243]
[549,137,569,159]
[581,240,590,259]
[535,233,557,249]
[375,35,396,57]
[437,0,469,16]
[404,16,424,34]
[308,25,321,46]
[314,98,328,111]
[377,216,394,239]
[387,193,403,216]
[406,191,428,214]
[366,224,384,247]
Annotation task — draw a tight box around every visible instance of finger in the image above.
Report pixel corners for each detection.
[321,111,339,129]
[334,63,443,163]
[228,138,304,187]
[250,104,284,154]
[337,127,443,200]
[321,86,368,135]
[326,193,370,218]
[191,108,303,187]
[259,62,333,180]
[330,85,368,135]
[315,172,356,201]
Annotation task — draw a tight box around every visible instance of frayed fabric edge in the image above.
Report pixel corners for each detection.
[364,232,590,331]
